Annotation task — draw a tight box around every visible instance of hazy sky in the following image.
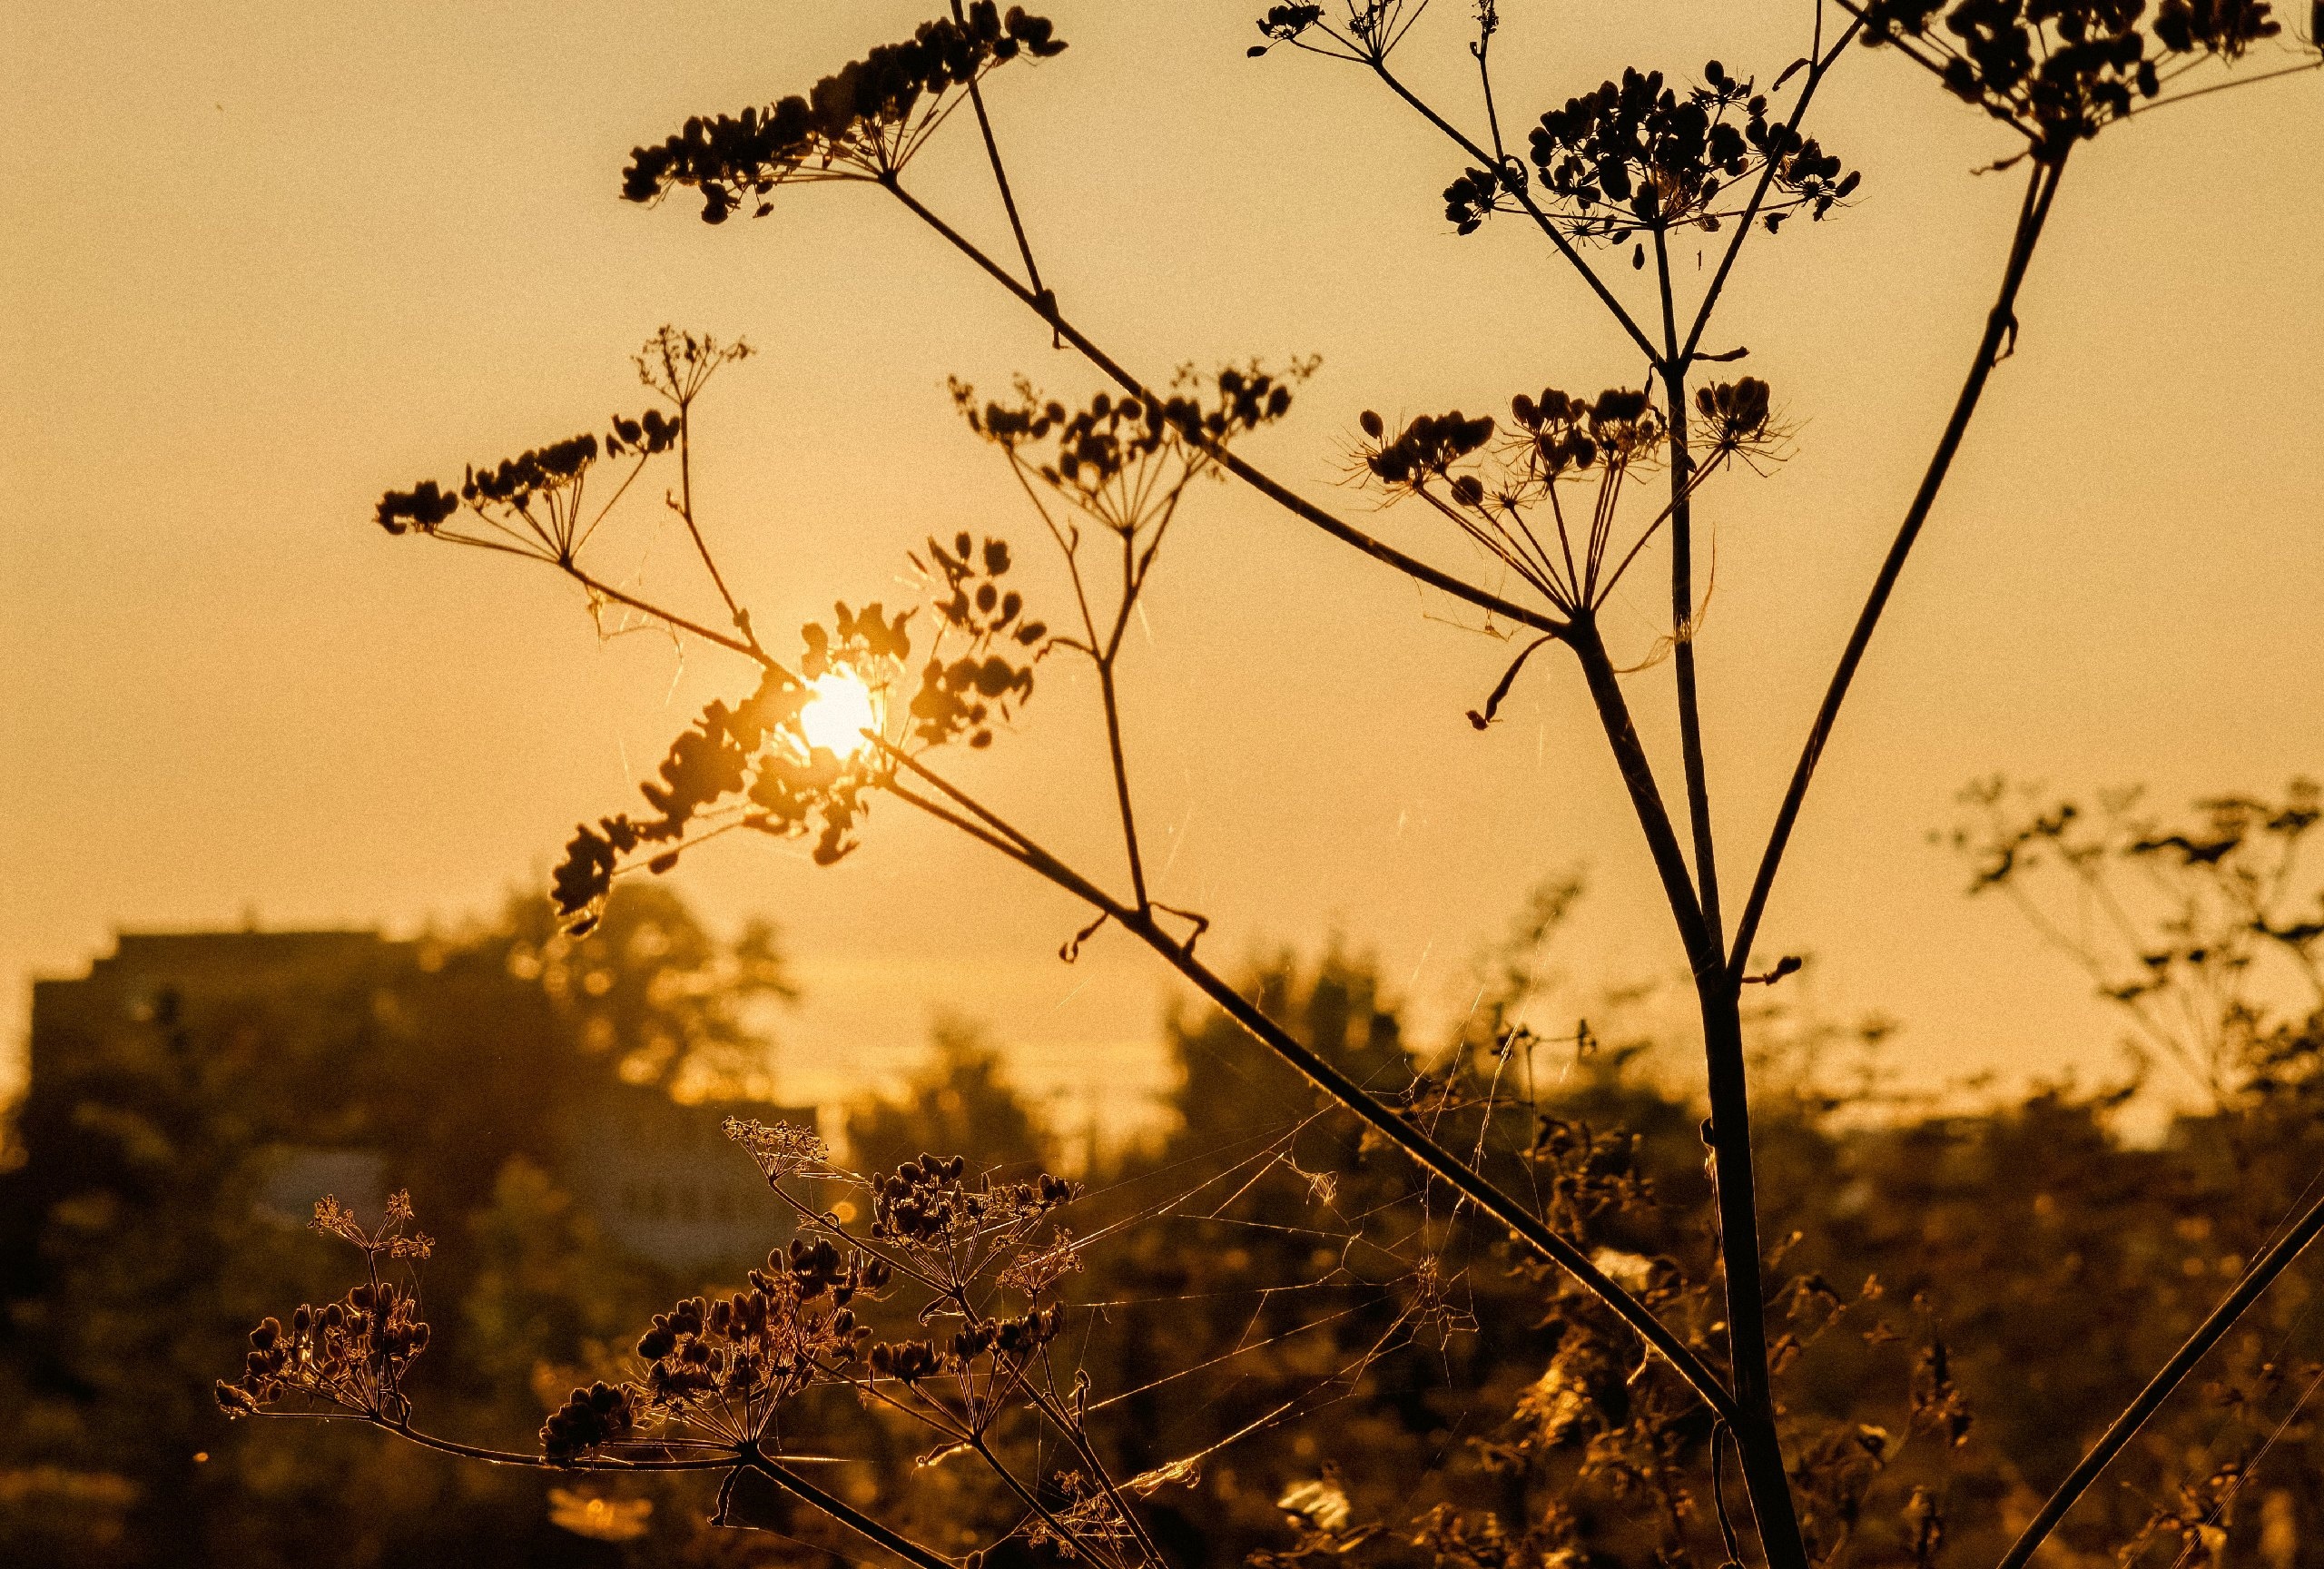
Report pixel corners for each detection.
[5,2,2319,1120]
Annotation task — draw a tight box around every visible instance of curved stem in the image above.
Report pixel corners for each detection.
[875,771,1736,1420]
[1994,1182,2324,1569]
[1727,153,2068,979]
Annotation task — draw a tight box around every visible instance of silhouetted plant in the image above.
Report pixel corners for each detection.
[222,4,2324,1568]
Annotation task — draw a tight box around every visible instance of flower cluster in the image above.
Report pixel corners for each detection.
[1245,3,1428,63]
[543,1238,894,1461]
[1693,375,1775,453]
[620,6,1066,222]
[1359,408,1499,490]
[1860,0,2290,154]
[214,1194,435,1425]
[954,364,1308,540]
[870,1150,1078,1257]
[724,1115,849,1182]
[1468,64,1857,244]
[910,533,1042,750]
[374,410,681,558]
[1506,386,1668,481]
[1354,375,1776,626]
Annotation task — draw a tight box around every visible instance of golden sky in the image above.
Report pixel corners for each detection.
[5,2,2319,1115]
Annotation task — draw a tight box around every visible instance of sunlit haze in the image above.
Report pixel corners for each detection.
[4,2,2320,1120]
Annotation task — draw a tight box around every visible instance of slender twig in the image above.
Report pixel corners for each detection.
[1563,619,1714,972]
[1728,153,2069,980]
[673,401,753,642]
[1679,16,1866,364]
[1098,660,1150,911]
[564,562,780,668]
[1994,1181,2324,1569]
[379,1421,733,1471]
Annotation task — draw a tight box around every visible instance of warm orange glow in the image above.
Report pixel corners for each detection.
[797,671,880,759]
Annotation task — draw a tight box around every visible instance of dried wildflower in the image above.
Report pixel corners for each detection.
[1860,0,2293,157]
[1454,63,1864,243]
[953,362,1308,544]
[548,556,1032,930]
[906,531,1040,751]
[725,1115,846,1181]
[621,6,1067,222]
[373,326,717,565]
[1246,3,1430,64]
[215,1195,436,1425]
[547,1238,891,1462]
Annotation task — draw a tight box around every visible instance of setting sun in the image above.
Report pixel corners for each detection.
[796,670,879,758]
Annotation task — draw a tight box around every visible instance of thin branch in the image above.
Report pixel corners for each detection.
[673,404,754,642]
[1364,63,1665,366]
[1994,1181,2324,1569]
[1680,15,1866,364]
[1728,153,2069,979]
[1120,905,1740,1422]
[1656,221,1725,951]
[380,1421,733,1472]
[1564,619,1715,972]
[564,562,780,668]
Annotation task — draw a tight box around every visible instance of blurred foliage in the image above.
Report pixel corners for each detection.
[7,792,2324,1566]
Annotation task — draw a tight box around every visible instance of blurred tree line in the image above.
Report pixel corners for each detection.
[5,784,2322,1569]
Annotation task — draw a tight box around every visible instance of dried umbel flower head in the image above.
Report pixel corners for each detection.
[621,6,1067,222]
[1246,3,1431,64]
[907,532,1042,752]
[374,326,721,563]
[215,1194,435,1425]
[547,1240,894,1462]
[1860,0,2295,156]
[1437,64,1860,243]
[952,362,1311,540]
[724,1115,847,1182]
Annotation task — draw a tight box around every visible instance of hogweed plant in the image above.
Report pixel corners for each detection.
[228,3,2324,1568]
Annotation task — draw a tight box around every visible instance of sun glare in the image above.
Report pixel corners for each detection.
[797,671,880,758]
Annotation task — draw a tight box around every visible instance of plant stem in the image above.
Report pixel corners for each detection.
[1098,659,1150,911]
[1654,222,1724,950]
[1566,615,1801,1567]
[1727,153,2069,980]
[1116,905,1741,1422]
[1694,978,1805,1569]
[1994,1183,2324,1569]
[1562,619,1712,971]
